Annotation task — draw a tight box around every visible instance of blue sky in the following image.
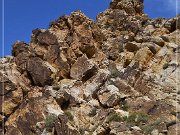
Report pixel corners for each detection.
[0,0,179,57]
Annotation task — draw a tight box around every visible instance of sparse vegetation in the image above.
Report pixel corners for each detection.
[141,119,162,134]
[108,113,122,122]
[89,108,97,117]
[125,112,149,126]
[141,125,155,134]
[163,63,169,69]
[52,85,60,90]
[119,100,129,111]
[79,127,88,135]
[45,114,58,131]
[64,111,74,121]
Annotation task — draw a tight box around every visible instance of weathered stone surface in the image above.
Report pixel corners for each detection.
[98,85,121,107]
[110,122,128,133]
[5,126,22,135]
[0,57,31,123]
[5,88,63,135]
[1,0,180,134]
[110,0,144,15]
[12,41,30,57]
[27,57,52,86]
[70,55,97,81]
[55,115,79,135]
[37,30,58,45]
[167,123,180,135]
[133,47,153,68]
[124,42,140,52]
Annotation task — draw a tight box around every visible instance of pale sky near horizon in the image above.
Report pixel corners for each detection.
[0,0,179,57]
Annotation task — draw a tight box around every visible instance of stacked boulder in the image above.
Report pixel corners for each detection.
[1,0,180,135]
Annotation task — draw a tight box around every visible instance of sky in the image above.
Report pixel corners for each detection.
[0,0,180,57]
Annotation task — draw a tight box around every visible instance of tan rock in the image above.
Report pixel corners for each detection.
[70,55,97,81]
[98,85,121,107]
[134,47,153,68]
[167,123,180,135]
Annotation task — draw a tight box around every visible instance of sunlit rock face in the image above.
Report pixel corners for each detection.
[1,0,180,135]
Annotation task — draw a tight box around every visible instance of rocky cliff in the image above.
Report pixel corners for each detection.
[1,0,180,135]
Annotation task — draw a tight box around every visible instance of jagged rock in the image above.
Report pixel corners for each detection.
[167,123,180,135]
[1,0,180,134]
[114,78,138,96]
[12,41,30,57]
[56,90,70,107]
[70,55,97,81]
[93,125,109,135]
[164,16,180,32]
[55,115,79,135]
[110,0,144,15]
[134,47,153,68]
[109,122,128,133]
[98,85,121,107]
[83,69,109,97]
[26,57,53,86]
[12,42,36,72]
[119,62,141,86]
[0,57,30,121]
[163,30,180,45]
[5,126,22,135]
[141,42,161,54]
[124,42,140,52]
[0,74,16,95]
[36,30,58,45]
[2,87,23,116]
[5,88,63,135]
[150,37,165,47]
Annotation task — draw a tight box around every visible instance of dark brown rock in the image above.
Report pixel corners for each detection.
[12,41,30,57]
[124,42,140,52]
[5,126,22,135]
[55,115,79,135]
[37,30,58,45]
[70,55,97,81]
[110,0,144,15]
[27,57,52,86]
[0,75,16,95]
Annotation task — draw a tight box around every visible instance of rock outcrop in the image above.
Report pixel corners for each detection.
[1,0,180,134]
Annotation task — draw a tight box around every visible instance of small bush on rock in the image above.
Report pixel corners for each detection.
[45,114,58,131]
[126,112,149,126]
[108,113,122,122]
[64,111,74,121]
[89,108,97,117]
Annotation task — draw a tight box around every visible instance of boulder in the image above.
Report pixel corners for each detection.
[110,0,144,15]
[70,55,97,81]
[167,123,180,135]
[98,85,121,107]
[55,115,79,135]
[26,57,52,86]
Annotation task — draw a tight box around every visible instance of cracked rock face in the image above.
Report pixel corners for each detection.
[1,0,180,135]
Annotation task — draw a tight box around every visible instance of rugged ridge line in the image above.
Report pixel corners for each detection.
[1,0,180,135]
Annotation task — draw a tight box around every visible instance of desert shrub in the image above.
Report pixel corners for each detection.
[163,63,169,69]
[45,114,58,131]
[108,113,122,122]
[141,119,162,134]
[64,111,74,121]
[126,112,149,126]
[119,100,129,111]
[89,108,97,117]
